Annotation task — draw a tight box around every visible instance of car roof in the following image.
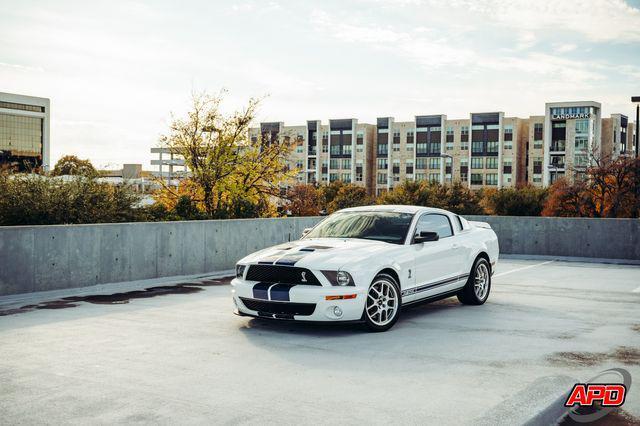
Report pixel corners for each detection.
[337,205,453,215]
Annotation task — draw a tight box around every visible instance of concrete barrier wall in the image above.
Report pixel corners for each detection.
[467,216,640,261]
[0,217,322,296]
[1,215,639,296]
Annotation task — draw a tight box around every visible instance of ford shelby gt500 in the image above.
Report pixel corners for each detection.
[232,205,499,331]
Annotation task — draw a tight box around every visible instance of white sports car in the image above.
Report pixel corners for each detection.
[232,205,499,331]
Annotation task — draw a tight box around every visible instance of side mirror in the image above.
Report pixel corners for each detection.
[413,231,439,244]
[301,227,312,238]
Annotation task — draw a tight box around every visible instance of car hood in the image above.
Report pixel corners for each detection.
[238,238,395,270]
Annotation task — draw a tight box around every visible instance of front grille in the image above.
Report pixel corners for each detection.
[245,264,321,286]
[240,298,316,316]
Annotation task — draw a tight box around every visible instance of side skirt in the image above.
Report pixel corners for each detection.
[402,289,461,308]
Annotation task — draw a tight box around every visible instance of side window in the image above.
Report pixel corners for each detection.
[416,214,453,238]
[455,215,463,231]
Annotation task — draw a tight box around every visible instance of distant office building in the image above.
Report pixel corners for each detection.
[250,100,636,194]
[0,92,50,171]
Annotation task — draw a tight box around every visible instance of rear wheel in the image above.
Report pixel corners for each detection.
[457,257,491,305]
[364,273,401,332]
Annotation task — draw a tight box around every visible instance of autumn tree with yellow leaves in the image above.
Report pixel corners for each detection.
[156,92,296,218]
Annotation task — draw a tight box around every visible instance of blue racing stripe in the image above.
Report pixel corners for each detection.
[270,284,295,301]
[252,282,271,299]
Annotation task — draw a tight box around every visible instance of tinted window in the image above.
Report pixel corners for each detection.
[304,211,414,245]
[416,214,453,238]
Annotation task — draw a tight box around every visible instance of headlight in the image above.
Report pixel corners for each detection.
[236,264,246,278]
[336,271,351,286]
[322,270,354,286]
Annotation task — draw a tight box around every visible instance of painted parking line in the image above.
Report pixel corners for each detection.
[493,260,555,278]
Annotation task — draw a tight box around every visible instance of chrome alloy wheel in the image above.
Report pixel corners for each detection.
[366,279,398,326]
[474,262,490,300]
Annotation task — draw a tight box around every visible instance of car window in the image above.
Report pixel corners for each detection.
[416,214,453,238]
[303,211,414,244]
[455,215,463,231]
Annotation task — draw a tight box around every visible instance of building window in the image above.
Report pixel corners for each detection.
[330,159,338,169]
[575,136,588,151]
[342,158,351,169]
[487,141,499,153]
[377,143,388,156]
[471,157,483,169]
[485,173,498,186]
[406,142,414,151]
[533,158,543,174]
[428,158,440,169]
[341,173,351,183]
[534,123,543,141]
[416,158,427,169]
[472,141,483,153]
[470,173,483,185]
[446,141,453,150]
[504,125,513,142]
[329,173,339,182]
[575,119,589,135]
[574,154,588,168]
[377,158,388,169]
[533,140,543,149]
[503,159,512,174]
[429,173,440,183]
[406,161,414,174]
[393,143,400,152]
[486,157,498,169]
[377,173,387,185]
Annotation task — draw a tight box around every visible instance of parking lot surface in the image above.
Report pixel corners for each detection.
[1,259,639,425]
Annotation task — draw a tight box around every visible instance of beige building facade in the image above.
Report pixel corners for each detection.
[250,101,637,194]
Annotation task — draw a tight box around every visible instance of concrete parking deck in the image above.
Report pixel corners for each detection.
[1,259,639,424]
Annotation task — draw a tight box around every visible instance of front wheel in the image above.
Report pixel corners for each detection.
[364,273,401,332]
[457,257,491,305]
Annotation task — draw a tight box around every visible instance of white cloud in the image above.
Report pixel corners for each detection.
[552,43,578,54]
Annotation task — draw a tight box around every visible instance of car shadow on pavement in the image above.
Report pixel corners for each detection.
[235,296,465,337]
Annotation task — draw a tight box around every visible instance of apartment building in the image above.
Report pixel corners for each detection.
[249,100,636,194]
[0,92,50,171]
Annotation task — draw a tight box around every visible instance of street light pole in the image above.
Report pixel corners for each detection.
[632,96,640,158]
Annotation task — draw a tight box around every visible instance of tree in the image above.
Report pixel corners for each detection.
[541,178,588,217]
[51,155,97,177]
[0,172,143,225]
[285,184,321,216]
[328,184,372,213]
[542,157,640,218]
[317,180,346,213]
[377,180,483,215]
[158,91,295,218]
[481,185,548,216]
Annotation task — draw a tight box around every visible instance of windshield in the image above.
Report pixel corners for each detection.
[304,211,414,244]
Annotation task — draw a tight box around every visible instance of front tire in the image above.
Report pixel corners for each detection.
[457,257,491,305]
[364,273,401,332]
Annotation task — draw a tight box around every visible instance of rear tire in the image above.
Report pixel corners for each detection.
[457,257,491,305]
[363,273,401,332]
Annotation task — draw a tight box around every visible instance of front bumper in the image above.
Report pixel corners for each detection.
[231,278,367,322]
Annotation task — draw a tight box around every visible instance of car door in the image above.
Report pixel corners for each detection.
[405,213,463,302]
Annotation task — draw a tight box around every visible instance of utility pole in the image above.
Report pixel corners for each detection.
[632,96,640,158]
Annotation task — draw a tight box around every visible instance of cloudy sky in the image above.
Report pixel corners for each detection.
[2,0,640,169]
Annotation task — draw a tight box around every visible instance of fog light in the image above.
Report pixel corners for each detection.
[333,306,343,317]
